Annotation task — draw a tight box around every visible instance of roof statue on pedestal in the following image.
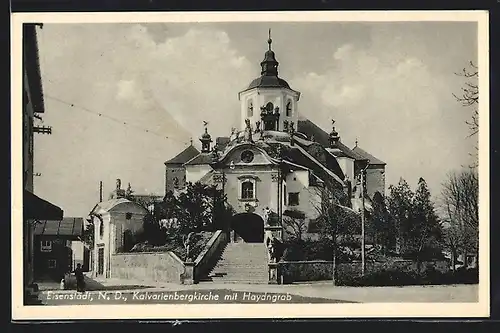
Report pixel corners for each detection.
[243,118,253,142]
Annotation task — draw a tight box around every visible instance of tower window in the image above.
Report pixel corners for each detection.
[266,102,274,112]
[286,101,292,117]
[247,100,254,117]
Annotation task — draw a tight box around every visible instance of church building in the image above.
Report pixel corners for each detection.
[164,32,386,244]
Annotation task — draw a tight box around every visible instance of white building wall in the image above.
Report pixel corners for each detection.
[185,165,213,183]
[239,88,300,132]
[337,156,355,182]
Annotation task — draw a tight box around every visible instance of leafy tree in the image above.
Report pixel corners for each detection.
[409,177,443,269]
[368,191,395,255]
[387,178,415,254]
[175,182,216,234]
[133,182,232,255]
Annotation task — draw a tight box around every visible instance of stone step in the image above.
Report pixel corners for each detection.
[211,270,268,274]
[209,279,268,284]
[214,264,267,267]
[216,259,268,263]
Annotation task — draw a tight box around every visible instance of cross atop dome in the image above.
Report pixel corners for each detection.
[199,121,212,153]
[329,119,340,147]
[268,28,272,50]
[261,29,279,76]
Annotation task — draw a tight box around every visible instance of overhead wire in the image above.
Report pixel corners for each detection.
[36,26,190,147]
[44,94,190,147]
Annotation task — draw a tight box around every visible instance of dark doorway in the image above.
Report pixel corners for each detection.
[97,247,104,276]
[231,213,264,243]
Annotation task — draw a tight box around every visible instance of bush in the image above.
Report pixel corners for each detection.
[281,239,358,262]
[129,231,214,262]
[337,266,478,286]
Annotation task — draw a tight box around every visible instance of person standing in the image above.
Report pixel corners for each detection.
[74,263,85,292]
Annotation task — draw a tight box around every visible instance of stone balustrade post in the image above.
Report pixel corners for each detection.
[268,262,279,284]
[181,260,195,285]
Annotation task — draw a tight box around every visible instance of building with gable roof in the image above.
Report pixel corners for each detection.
[163,31,387,247]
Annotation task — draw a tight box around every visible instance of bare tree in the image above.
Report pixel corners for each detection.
[310,177,358,285]
[440,168,479,269]
[282,209,307,241]
[453,61,479,166]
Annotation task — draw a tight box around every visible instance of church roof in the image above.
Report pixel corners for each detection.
[245,76,291,91]
[90,198,132,215]
[352,146,386,165]
[297,119,366,161]
[184,152,215,166]
[292,137,346,181]
[164,145,200,165]
[215,136,230,151]
[263,141,345,185]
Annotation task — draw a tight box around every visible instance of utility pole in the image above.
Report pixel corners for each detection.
[361,170,366,276]
[99,181,103,202]
[360,163,369,276]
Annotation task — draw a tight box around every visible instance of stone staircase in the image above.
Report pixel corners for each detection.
[206,242,269,284]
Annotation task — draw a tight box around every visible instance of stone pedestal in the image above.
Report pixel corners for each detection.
[181,261,195,285]
[268,262,279,284]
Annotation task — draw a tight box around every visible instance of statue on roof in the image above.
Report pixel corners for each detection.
[243,118,253,142]
[283,120,289,132]
[255,120,261,133]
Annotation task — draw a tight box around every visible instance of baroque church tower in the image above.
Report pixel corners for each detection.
[238,30,301,133]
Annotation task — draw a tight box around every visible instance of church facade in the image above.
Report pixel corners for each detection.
[164,33,386,244]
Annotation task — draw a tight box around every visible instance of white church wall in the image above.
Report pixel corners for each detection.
[336,156,355,182]
[185,165,213,183]
[239,87,300,131]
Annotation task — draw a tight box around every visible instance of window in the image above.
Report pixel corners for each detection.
[286,100,292,117]
[125,212,132,220]
[283,185,287,205]
[247,100,254,117]
[48,259,57,269]
[99,220,104,237]
[241,181,255,200]
[288,192,300,206]
[240,150,255,163]
[40,240,52,252]
[266,102,274,112]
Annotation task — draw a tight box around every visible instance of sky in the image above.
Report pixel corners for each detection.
[31,21,478,218]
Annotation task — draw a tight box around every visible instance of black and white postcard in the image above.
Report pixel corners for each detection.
[11,10,490,320]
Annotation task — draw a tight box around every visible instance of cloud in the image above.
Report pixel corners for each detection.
[290,39,472,195]
[114,26,255,138]
[36,24,256,216]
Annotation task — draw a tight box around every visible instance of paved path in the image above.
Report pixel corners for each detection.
[35,277,478,305]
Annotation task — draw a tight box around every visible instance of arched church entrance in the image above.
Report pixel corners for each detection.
[230,213,265,243]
